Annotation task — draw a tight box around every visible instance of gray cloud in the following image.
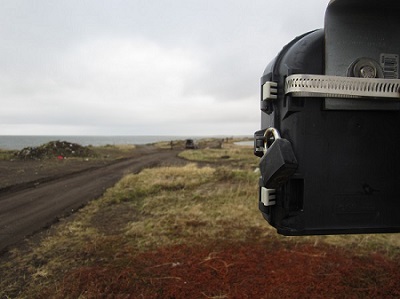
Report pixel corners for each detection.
[0,0,328,135]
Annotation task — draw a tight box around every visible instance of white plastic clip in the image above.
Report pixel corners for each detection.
[260,187,276,206]
[262,81,278,100]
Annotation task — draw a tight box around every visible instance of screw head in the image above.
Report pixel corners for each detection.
[359,65,376,78]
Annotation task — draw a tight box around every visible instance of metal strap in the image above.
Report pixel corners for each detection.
[285,74,400,99]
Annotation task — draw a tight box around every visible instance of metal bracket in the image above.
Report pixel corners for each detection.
[285,74,400,100]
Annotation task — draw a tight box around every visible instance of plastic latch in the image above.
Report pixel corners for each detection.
[262,81,278,101]
[260,187,276,206]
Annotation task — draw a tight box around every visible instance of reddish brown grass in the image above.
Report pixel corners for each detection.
[49,241,400,299]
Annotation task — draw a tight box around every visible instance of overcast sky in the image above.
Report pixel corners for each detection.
[0,1,328,136]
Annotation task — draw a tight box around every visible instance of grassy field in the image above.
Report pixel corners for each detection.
[0,149,15,160]
[1,141,400,298]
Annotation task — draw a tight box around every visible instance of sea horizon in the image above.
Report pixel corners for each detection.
[0,135,251,150]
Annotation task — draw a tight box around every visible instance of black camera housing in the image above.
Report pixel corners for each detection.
[255,0,400,235]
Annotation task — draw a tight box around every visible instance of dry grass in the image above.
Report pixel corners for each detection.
[179,145,258,170]
[0,149,16,160]
[121,164,262,249]
[89,144,137,160]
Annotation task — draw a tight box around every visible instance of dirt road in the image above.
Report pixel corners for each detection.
[0,148,185,253]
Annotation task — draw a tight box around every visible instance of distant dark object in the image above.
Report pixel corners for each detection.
[185,139,196,149]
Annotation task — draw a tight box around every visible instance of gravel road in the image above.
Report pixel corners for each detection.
[0,148,185,253]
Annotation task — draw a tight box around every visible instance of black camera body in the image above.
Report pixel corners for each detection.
[255,0,400,235]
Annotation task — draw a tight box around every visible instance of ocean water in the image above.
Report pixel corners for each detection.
[0,135,246,150]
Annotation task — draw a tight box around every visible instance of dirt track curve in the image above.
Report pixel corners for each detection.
[0,148,185,253]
